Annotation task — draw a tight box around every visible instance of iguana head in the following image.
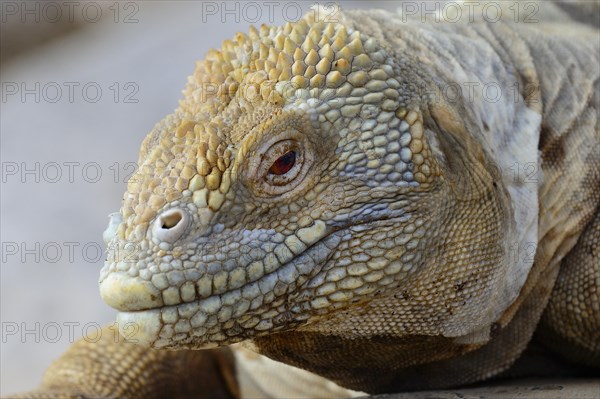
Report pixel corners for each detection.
[100,10,515,350]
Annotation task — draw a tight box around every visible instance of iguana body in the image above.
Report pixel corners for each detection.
[12,2,599,398]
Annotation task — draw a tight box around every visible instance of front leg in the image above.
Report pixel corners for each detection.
[7,325,239,399]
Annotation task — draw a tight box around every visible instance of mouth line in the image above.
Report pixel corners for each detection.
[116,211,409,317]
[116,230,342,315]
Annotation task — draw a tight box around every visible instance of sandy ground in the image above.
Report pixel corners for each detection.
[1,1,598,398]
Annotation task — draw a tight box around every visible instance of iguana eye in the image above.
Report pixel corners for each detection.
[249,133,314,197]
[263,140,303,187]
[269,151,296,175]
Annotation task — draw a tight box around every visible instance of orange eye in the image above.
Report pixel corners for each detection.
[268,151,296,175]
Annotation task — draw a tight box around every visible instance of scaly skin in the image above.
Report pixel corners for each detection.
[10,3,599,398]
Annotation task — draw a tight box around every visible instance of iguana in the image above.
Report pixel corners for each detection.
[11,2,599,398]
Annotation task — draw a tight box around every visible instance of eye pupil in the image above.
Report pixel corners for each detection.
[269,151,296,175]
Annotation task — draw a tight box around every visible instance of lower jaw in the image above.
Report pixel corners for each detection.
[114,234,341,349]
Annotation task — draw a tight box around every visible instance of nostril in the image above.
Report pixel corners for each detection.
[153,208,189,243]
[161,211,182,229]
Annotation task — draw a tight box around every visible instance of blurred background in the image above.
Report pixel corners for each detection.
[0,1,398,395]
